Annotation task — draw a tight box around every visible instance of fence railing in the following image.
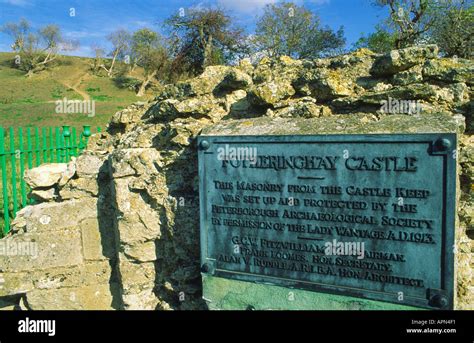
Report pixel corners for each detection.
[0,125,101,236]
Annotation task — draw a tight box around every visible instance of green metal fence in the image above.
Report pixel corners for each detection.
[0,125,101,237]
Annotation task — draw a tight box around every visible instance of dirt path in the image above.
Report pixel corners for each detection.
[60,70,91,101]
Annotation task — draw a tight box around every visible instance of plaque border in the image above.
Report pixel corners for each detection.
[198,133,456,310]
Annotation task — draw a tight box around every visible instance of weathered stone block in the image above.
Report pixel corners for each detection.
[29,188,56,202]
[117,259,155,287]
[24,163,68,189]
[60,178,99,200]
[122,288,159,310]
[371,45,438,76]
[80,218,107,261]
[123,241,157,262]
[75,153,105,178]
[423,58,474,84]
[0,261,114,298]
[25,284,119,310]
[33,262,113,290]
[0,271,33,297]
[0,229,83,272]
[11,198,98,233]
[58,158,76,187]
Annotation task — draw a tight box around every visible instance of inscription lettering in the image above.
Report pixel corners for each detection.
[200,135,455,309]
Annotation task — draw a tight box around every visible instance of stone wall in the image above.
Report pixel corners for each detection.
[0,45,472,310]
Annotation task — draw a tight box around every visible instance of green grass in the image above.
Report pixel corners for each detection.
[0,52,147,129]
[91,94,112,102]
[86,87,101,92]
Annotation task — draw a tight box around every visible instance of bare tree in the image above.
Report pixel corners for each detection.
[429,0,473,58]
[375,0,438,48]
[131,28,169,96]
[165,7,245,74]
[254,2,345,59]
[90,43,106,73]
[1,19,73,76]
[99,29,131,77]
[2,18,30,52]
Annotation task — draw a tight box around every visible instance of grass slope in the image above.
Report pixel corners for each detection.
[0,52,149,130]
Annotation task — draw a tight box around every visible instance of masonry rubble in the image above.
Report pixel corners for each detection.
[0,45,472,310]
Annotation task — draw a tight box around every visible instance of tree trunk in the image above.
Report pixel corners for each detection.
[198,25,213,69]
[108,51,118,77]
[203,34,213,68]
[136,70,157,97]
